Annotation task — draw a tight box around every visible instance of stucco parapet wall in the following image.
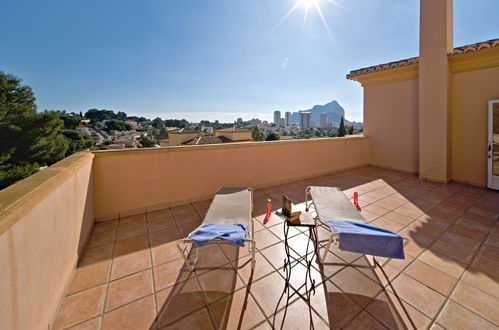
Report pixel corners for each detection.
[0,152,94,235]
[92,135,369,157]
[347,37,499,84]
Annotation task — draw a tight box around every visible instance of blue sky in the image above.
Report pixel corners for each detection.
[1,0,498,122]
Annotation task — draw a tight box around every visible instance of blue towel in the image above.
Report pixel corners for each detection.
[327,221,405,259]
[189,223,248,247]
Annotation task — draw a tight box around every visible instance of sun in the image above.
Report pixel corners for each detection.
[299,0,320,8]
[273,0,342,46]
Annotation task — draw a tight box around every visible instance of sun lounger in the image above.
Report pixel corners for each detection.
[176,187,255,270]
[305,186,407,265]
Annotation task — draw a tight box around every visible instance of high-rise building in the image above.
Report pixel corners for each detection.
[273,111,281,125]
[285,111,291,126]
[299,112,311,129]
[320,113,329,128]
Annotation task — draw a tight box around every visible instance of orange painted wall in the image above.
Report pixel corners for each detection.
[364,79,419,173]
[92,137,370,217]
[0,152,94,330]
[451,66,499,185]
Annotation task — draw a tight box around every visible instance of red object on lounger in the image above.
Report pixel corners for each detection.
[264,199,272,224]
[353,192,361,211]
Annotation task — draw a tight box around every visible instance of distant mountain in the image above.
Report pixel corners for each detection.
[289,100,347,126]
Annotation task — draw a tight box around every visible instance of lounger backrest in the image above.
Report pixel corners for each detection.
[310,186,365,223]
[203,187,252,225]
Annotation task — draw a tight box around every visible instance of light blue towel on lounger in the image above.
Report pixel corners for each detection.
[327,221,404,259]
[189,223,248,247]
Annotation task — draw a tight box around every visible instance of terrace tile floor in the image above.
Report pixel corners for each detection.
[54,166,499,329]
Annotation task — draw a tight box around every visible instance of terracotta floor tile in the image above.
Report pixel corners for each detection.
[92,220,118,234]
[259,243,288,270]
[177,221,200,237]
[405,220,446,238]
[197,267,242,303]
[364,204,390,218]
[86,231,116,249]
[430,239,475,264]
[173,211,201,226]
[271,297,329,330]
[455,217,492,233]
[342,310,386,330]
[193,199,212,213]
[151,240,182,266]
[105,269,153,311]
[110,249,151,280]
[208,288,267,329]
[116,222,147,241]
[119,213,146,227]
[471,255,499,278]
[155,276,207,327]
[286,232,317,257]
[461,267,499,298]
[219,244,251,264]
[286,260,323,293]
[440,230,481,249]
[171,204,196,216]
[249,272,290,317]
[164,307,215,330]
[383,211,415,226]
[192,245,232,270]
[153,257,191,291]
[418,250,466,278]
[436,300,496,330]
[54,285,106,329]
[79,244,113,266]
[451,281,499,324]
[478,244,499,261]
[365,290,431,330]
[102,295,155,330]
[404,260,457,296]
[147,208,173,222]
[66,316,101,330]
[448,223,487,242]
[329,266,382,308]
[253,229,281,249]
[375,196,407,211]
[68,261,110,295]
[113,235,149,258]
[147,217,176,233]
[372,217,405,233]
[149,226,179,248]
[318,281,362,329]
[237,252,274,284]
[393,205,424,220]
[391,274,445,318]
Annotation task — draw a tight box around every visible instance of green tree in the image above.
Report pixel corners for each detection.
[0,72,68,189]
[348,125,354,135]
[265,132,279,141]
[103,119,131,132]
[251,126,265,141]
[152,117,164,129]
[338,116,346,137]
[57,111,82,129]
[138,135,157,148]
[116,111,127,121]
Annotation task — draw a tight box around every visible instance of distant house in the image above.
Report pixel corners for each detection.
[168,128,200,146]
[167,127,253,146]
[214,127,252,142]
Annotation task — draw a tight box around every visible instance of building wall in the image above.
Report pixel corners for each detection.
[0,152,94,330]
[92,136,370,217]
[216,131,252,141]
[451,65,499,185]
[364,79,420,173]
[168,133,198,146]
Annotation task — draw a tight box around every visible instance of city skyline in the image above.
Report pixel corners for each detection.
[1,0,498,123]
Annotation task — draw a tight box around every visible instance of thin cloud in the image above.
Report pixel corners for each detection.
[281,57,289,70]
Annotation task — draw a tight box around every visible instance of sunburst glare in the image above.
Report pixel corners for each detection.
[273,0,344,46]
